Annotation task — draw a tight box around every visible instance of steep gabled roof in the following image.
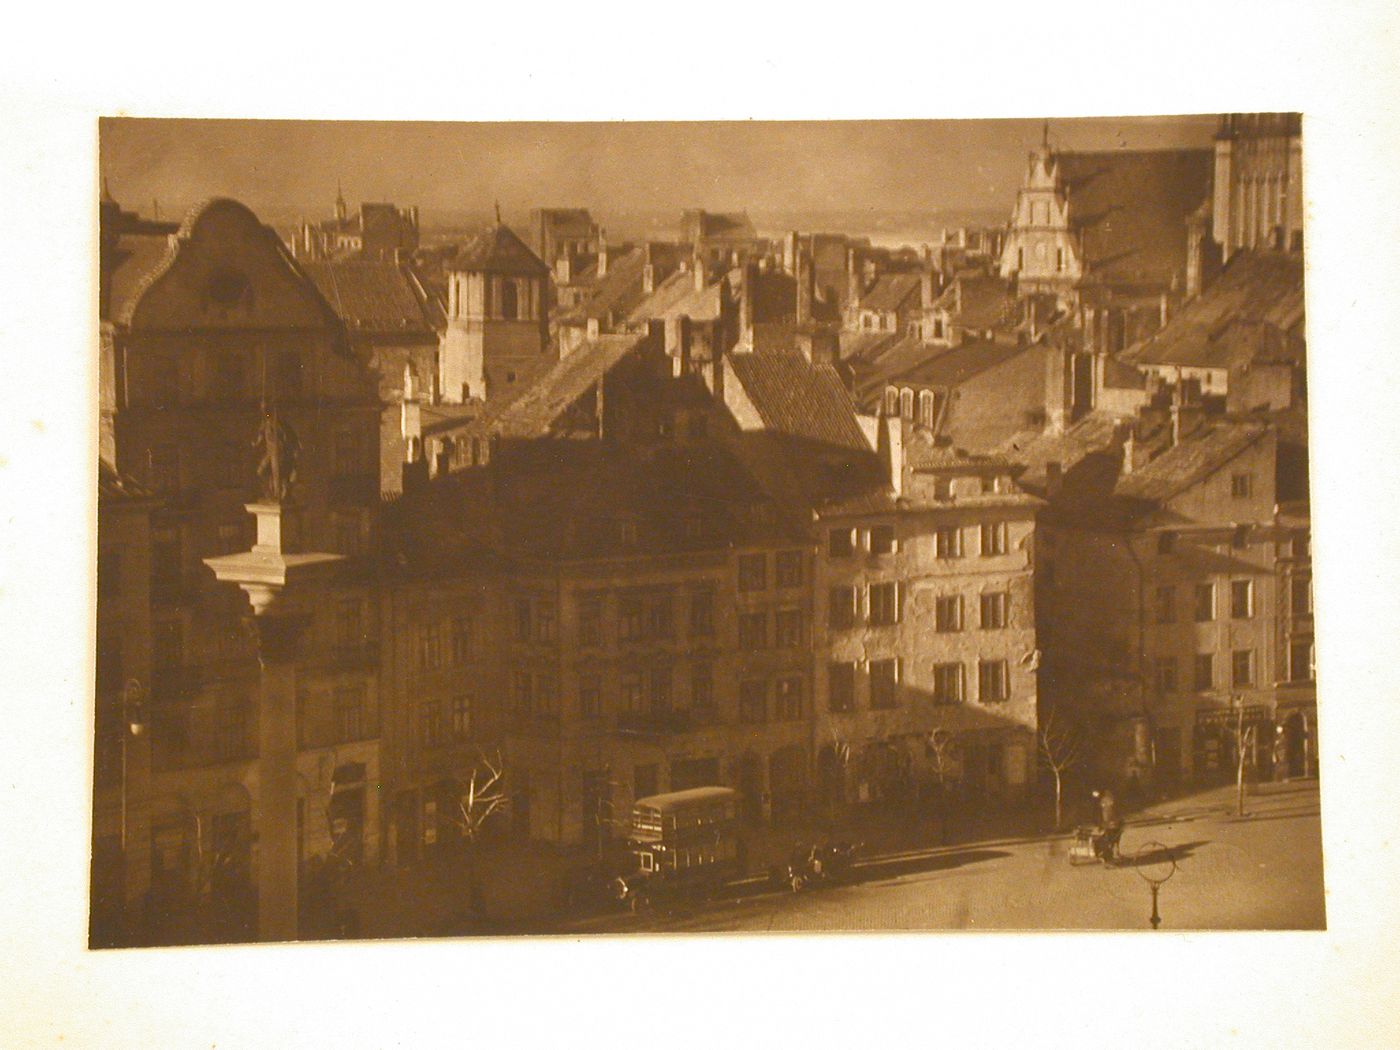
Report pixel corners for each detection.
[300,260,438,336]
[1115,420,1270,504]
[934,274,1015,330]
[453,223,549,276]
[727,353,871,452]
[483,333,647,439]
[894,339,1029,389]
[627,267,724,325]
[858,272,922,314]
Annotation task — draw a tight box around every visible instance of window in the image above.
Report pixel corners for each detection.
[883,388,899,417]
[1157,531,1176,555]
[1194,583,1216,622]
[1156,657,1178,695]
[689,589,715,637]
[415,623,444,670]
[452,695,472,737]
[334,685,365,742]
[900,389,914,419]
[978,659,1009,703]
[828,662,855,712]
[870,659,899,709]
[829,586,858,630]
[918,391,936,429]
[935,526,962,559]
[738,554,767,592]
[1231,649,1254,687]
[868,582,900,627]
[621,673,644,713]
[1230,580,1254,619]
[151,527,182,596]
[933,662,964,705]
[738,611,768,651]
[739,679,767,723]
[499,278,519,320]
[775,550,804,588]
[1056,247,1065,272]
[647,667,670,713]
[645,594,672,640]
[1291,576,1312,618]
[828,528,855,558]
[869,525,896,555]
[981,474,1002,495]
[980,521,1007,556]
[148,445,181,494]
[578,675,601,720]
[335,599,363,649]
[619,595,644,643]
[451,615,474,664]
[512,669,533,719]
[1194,653,1214,692]
[774,677,803,721]
[691,665,714,719]
[1231,473,1253,499]
[513,598,533,642]
[576,595,602,647]
[1289,639,1315,683]
[980,592,1008,630]
[1154,585,1176,625]
[536,672,559,718]
[935,595,963,633]
[419,700,443,747]
[774,609,805,649]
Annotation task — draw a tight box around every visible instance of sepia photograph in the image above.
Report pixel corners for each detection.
[91,113,1322,947]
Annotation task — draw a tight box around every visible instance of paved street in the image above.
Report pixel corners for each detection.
[557,780,1324,934]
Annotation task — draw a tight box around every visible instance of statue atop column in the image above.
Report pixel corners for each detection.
[254,403,300,503]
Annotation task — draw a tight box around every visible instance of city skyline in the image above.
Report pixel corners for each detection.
[99,115,1219,226]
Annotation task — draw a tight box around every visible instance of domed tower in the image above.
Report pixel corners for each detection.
[439,222,553,403]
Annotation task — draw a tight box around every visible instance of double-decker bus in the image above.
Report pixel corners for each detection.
[617,786,743,908]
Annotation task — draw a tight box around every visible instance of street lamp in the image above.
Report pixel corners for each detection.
[120,678,146,852]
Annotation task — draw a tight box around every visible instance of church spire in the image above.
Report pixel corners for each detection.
[335,180,348,222]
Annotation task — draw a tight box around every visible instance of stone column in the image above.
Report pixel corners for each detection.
[248,611,311,942]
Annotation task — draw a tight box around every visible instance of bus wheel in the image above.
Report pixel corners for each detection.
[790,874,804,893]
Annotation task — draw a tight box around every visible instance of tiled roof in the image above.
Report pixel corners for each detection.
[1115,420,1270,503]
[1124,250,1305,370]
[728,353,871,452]
[859,272,923,314]
[484,333,647,439]
[850,333,940,408]
[454,223,549,276]
[626,267,724,325]
[1057,149,1213,289]
[934,274,1015,330]
[105,233,175,324]
[300,261,437,335]
[892,339,1028,390]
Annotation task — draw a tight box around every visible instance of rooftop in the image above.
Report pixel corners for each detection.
[728,352,871,453]
[453,223,549,276]
[300,260,438,336]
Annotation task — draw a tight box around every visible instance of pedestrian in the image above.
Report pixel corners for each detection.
[1094,788,1120,830]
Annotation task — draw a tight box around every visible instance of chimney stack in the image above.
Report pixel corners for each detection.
[796,249,813,324]
[846,248,861,306]
[642,242,655,295]
[597,229,609,278]
[738,262,757,345]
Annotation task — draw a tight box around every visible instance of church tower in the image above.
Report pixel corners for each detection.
[998,124,1081,298]
[439,222,553,403]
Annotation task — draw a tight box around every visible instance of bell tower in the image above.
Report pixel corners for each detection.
[439,222,553,404]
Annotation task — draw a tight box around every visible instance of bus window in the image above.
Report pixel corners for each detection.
[640,852,653,872]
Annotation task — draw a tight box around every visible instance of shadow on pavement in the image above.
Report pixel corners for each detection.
[1112,840,1210,869]
[851,847,1012,884]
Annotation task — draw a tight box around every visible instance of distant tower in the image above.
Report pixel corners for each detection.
[439,222,553,404]
[335,182,348,223]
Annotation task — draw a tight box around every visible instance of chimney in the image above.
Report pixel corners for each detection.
[878,412,905,498]
[555,253,572,284]
[1159,291,1170,330]
[642,242,655,295]
[693,253,707,292]
[666,314,692,372]
[739,262,757,343]
[1121,427,1137,475]
[1045,347,1071,433]
[597,229,609,277]
[785,231,799,275]
[846,248,861,306]
[796,250,813,324]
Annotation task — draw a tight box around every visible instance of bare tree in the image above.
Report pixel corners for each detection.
[1230,706,1257,817]
[925,729,959,843]
[1038,706,1084,831]
[451,751,510,920]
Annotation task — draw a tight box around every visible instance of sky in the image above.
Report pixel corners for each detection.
[99,116,1219,227]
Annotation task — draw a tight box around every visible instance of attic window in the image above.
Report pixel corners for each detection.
[207,268,250,307]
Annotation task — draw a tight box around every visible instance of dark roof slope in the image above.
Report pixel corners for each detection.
[859,273,922,313]
[300,261,437,335]
[893,339,1028,389]
[454,223,549,276]
[729,353,871,452]
[1058,149,1213,290]
[1116,421,1270,503]
[483,333,646,439]
[1124,250,1305,370]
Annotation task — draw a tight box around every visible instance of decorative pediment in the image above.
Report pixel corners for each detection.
[126,198,340,332]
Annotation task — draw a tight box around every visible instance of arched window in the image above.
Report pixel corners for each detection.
[884,387,899,417]
[499,279,519,320]
[899,388,914,420]
[919,390,935,429]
